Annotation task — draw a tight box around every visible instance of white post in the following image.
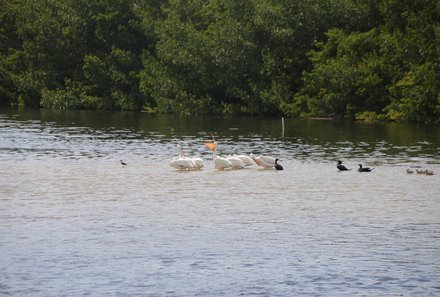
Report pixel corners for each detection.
[281,117,285,137]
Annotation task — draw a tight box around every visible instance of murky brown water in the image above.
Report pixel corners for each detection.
[1,109,439,296]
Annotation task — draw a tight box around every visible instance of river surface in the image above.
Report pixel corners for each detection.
[1,109,439,296]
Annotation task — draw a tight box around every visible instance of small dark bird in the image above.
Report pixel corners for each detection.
[337,160,351,171]
[274,159,283,170]
[120,160,127,166]
[406,168,414,174]
[358,164,374,172]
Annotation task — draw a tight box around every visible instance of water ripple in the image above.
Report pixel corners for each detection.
[1,110,440,296]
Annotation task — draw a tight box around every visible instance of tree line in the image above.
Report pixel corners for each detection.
[1,0,439,123]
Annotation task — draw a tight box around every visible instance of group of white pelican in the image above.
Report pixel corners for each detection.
[169,136,283,171]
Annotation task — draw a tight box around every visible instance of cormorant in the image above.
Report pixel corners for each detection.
[275,159,283,170]
[358,164,374,172]
[337,160,351,171]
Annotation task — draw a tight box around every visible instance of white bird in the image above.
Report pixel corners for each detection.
[191,157,204,169]
[227,155,245,169]
[205,135,231,170]
[233,154,255,166]
[250,153,277,168]
[170,156,195,170]
[170,145,197,170]
[214,155,232,170]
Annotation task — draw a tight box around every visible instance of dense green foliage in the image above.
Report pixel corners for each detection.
[1,0,439,123]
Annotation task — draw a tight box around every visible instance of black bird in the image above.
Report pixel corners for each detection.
[358,164,374,172]
[120,160,127,166]
[275,159,283,170]
[337,160,351,171]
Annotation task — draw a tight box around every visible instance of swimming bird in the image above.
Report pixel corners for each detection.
[358,164,374,172]
[170,145,197,170]
[337,160,351,171]
[274,159,283,170]
[233,154,255,166]
[425,170,434,176]
[250,153,278,169]
[190,157,204,169]
[120,160,127,166]
[406,168,414,174]
[227,155,245,169]
[416,169,426,174]
[204,135,231,170]
[213,155,231,170]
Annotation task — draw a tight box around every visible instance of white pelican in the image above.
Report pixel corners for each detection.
[170,156,195,170]
[170,145,200,170]
[234,154,255,166]
[227,155,245,169]
[191,157,204,169]
[204,135,231,170]
[250,153,277,169]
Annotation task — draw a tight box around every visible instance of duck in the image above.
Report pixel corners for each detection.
[274,159,283,171]
[425,170,435,176]
[358,164,374,172]
[120,160,127,166]
[416,169,426,174]
[406,168,414,174]
[337,160,351,171]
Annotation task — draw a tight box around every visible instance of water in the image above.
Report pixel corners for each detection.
[1,109,439,296]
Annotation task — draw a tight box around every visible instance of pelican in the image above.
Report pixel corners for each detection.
[204,135,231,170]
[191,157,204,169]
[227,155,245,169]
[250,153,277,169]
[233,154,255,166]
[170,145,197,170]
[214,156,231,170]
[170,157,195,170]
[358,164,374,172]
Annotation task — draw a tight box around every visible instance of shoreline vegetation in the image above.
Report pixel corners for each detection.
[1,0,439,124]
